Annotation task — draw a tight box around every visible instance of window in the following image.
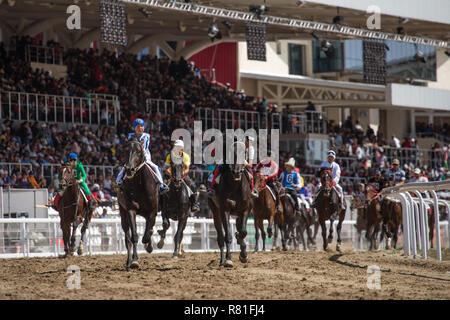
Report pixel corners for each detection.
[313,40,344,73]
[288,43,306,76]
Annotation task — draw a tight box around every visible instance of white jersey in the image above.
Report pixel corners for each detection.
[245,145,255,165]
[320,161,341,185]
[128,132,151,163]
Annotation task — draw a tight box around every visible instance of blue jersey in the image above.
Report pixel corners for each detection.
[280,171,301,190]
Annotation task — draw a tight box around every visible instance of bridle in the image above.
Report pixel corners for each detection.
[125,141,145,179]
[320,169,333,192]
[255,172,267,191]
[60,166,76,190]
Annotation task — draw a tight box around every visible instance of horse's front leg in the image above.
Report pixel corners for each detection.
[221,210,233,267]
[173,216,188,259]
[143,209,157,254]
[128,210,139,268]
[336,216,344,252]
[320,218,328,251]
[253,218,260,253]
[70,219,80,254]
[328,218,334,244]
[78,215,91,256]
[237,211,249,263]
[157,212,170,249]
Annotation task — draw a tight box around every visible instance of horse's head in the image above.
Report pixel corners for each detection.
[170,160,183,189]
[320,168,333,194]
[254,171,266,191]
[59,165,75,191]
[227,141,246,181]
[125,140,145,174]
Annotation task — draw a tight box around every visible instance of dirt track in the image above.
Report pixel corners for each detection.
[0,248,449,300]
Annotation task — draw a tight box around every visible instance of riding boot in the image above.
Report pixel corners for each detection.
[190,193,200,213]
[251,188,259,199]
[159,183,169,195]
[87,194,97,209]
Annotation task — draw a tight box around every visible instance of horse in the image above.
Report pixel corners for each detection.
[380,197,403,249]
[117,140,159,270]
[350,194,367,249]
[208,143,253,267]
[252,171,278,252]
[365,185,384,250]
[157,160,190,258]
[278,186,298,250]
[315,168,346,251]
[57,166,93,257]
[272,182,288,251]
[295,199,319,251]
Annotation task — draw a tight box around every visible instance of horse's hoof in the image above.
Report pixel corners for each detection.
[282,246,288,251]
[77,248,83,256]
[172,255,179,259]
[336,244,342,252]
[59,253,68,259]
[130,261,139,269]
[239,255,248,263]
[224,260,234,268]
[327,238,333,244]
[157,240,164,249]
[144,243,153,254]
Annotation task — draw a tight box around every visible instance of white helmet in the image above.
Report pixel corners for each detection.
[174,140,184,148]
[414,168,421,175]
[327,150,336,159]
[286,157,296,168]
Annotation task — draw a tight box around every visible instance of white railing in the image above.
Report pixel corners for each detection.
[146,98,175,115]
[0,91,120,126]
[382,180,450,261]
[26,45,63,65]
[0,216,395,259]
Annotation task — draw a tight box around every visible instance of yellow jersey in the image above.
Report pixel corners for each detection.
[165,152,191,170]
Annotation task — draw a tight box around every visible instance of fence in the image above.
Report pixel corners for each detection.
[0,91,120,126]
[26,45,63,65]
[382,180,450,261]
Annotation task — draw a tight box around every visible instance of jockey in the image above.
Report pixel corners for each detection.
[367,169,385,193]
[354,182,367,204]
[279,157,302,212]
[53,153,96,210]
[256,155,281,212]
[164,139,200,213]
[312,150,346,211]
[115,118,168,194]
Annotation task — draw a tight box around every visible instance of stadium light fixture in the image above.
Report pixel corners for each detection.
[397,26,405,35]
[400,17,410,24]
[208,22,222,42]
[249,5,269,19]
[296,1,305,8]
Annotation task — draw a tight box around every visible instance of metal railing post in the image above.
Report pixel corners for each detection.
[430,190,442,261]
[415,191,428,259]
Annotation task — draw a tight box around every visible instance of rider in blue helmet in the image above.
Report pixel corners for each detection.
[114,118,168,194]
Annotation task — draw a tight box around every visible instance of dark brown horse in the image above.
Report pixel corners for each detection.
[272,182,288,251]
[57,166,93,257]
[315,168,346,251]
[350,195,367,249]
[365,185,384,250]
[278,186,298,250]
[208,145,253,267]
[296,197,319,250]
[252,171,278,252]
[157,160,190,258]
[117,141,159,270]
[381,198,402,249]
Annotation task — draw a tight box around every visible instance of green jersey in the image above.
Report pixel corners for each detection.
[74,161,87,182]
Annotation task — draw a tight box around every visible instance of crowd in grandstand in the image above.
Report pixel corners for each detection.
[1,37,449,201]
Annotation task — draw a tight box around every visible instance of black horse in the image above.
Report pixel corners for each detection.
[157,160,191,258]
[315,168,346,251]
[208,143,253,267]
[117,140,159,270]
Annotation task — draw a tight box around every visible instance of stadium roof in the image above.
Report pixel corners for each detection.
[0,0,449,52]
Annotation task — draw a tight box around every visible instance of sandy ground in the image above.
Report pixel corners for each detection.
[0,248,449,300]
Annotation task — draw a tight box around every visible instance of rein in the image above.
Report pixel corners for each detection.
[126,161,146,179]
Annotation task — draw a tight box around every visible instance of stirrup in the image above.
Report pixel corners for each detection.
[159,184,169,195]
[251,190,259,198]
